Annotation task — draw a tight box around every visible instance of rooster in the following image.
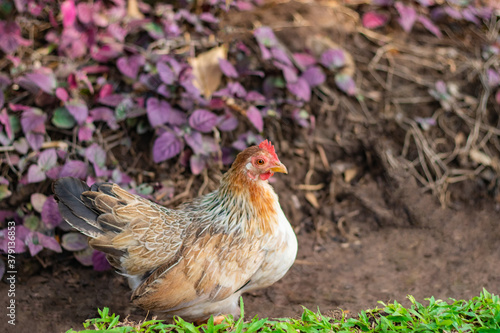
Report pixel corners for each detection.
[53,140,297,323]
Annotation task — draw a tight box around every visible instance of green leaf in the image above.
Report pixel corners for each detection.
[52,107,76,129]
[24,215,40,231]
[0,184,12,200]
[9,115,20,133]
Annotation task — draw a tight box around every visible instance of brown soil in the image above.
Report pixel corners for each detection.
[2,1,500,332]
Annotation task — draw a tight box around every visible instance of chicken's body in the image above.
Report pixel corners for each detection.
[53,141,297,322]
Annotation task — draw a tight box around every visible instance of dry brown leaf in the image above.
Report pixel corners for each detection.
[344,168,358,183]
[127,0,144,19]
[188,45,227,98]
[305,192,320,209]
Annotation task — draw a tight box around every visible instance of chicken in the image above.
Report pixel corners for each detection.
[53,140,297,323]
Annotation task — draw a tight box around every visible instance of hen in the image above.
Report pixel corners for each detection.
[53,140,297,323]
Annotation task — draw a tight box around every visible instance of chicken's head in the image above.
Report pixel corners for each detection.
[233,140,287,181]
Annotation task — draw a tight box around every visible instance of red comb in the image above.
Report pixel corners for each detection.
[259,140,279,161]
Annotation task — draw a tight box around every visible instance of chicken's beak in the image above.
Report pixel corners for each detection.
[269,162,288,174]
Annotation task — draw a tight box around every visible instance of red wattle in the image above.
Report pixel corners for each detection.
[259,172,273,180]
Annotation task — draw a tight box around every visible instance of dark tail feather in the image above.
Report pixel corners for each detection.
[53,177,104,238]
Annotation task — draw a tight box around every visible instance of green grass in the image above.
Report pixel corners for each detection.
[67,289,500,333]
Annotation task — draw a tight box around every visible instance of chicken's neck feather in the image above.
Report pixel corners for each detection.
[199,169,280,236]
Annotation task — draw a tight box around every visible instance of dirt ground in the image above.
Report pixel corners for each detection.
[2,1,500,332]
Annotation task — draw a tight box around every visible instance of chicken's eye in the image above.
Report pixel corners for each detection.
[256,159,265,165]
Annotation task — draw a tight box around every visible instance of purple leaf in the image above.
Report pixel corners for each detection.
[76,2,93,24]
[271,47,293,66]
[26,133,44,151]
[185,131,204,155]
[302,66,326,87]
[66,99,88,125]
[99,84,113,99]
[78,123,95,141]
[488,69,500,87]
[1,225,28,253]
[157,84,171,98]
[26,233,44,256]
[0,73,10,90]
[219,59,239,78]
[108,23,128,42]
[168,108,187,126]
[38,233,62,252]
[462,8,480,25]
[321,49,346,69]
[362,11,389,29]
[247,106,263,132]
[85,143,106,168]
[59,160,88,179]
[275,62,298,84]
[395,2,417,32]
[41,196,62,228]
[61,0,77,27]
[157,62,175,85]
[335,73,357,96]
[293,53,317,68]
[24,68,57,94]
[153,132,183,163]
[417,15,442,38]
[62,232,88,251]
[90,107,118,130]
[38,149,57,171]
[0,108,12,140]
[259,44,272,60]
[246,91,266,102]
[0,21,31,54]
[218,111,238,132]
[190,154,206,175]
[92,250,111,271]
[232,140,248,151]
[9,104,30,112]
[14,139,28,154]
[147,97,172,128]
[27,164,46,183]
[200,12,219,24]
[46,166,62,179]
[254,26,277,47]
[287,78,311,101]
[56,87,69,102]
[221,147,235,165]
[443,6,462,20]
[98,94,124,107]
[472,6,493,20]
[189,109,217,133]
[227,82,247,98]
[21,108,46,134]
[117,55,145,79]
